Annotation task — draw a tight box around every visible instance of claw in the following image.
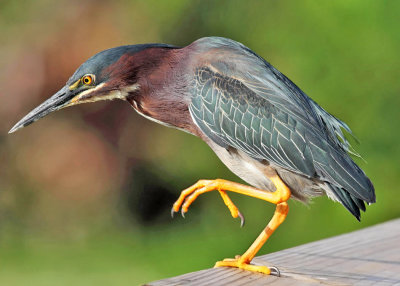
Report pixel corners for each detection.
[171,207,175,218]
[181,208,186,218]
[238,211,245,227]
[269,266,280,277]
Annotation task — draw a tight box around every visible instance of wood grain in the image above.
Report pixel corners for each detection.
[146,219,400,285]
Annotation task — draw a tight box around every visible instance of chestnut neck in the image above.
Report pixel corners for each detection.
[123,47,201,136]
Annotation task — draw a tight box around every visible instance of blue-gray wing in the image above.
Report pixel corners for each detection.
[189,66,375,215]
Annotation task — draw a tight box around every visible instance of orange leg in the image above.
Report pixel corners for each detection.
[171,176,291,275]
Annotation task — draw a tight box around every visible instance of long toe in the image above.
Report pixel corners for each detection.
[214,258,272,275]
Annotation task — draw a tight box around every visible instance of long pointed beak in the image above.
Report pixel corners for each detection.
[9,86,74,134]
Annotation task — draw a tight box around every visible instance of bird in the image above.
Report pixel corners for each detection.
[9,37,375,275]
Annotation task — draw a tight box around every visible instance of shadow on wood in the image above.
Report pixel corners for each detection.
[146,219,400,285]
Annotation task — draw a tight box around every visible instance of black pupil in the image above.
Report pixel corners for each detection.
[84,77,90,83]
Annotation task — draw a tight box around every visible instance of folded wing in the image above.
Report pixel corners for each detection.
[189,62,374,219]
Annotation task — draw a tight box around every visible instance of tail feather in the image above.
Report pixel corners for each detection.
[307,97,375,218]
[350,193,366,212]
[328,184,369,221]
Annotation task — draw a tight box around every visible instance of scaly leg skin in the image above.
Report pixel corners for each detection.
[171,176,291,275]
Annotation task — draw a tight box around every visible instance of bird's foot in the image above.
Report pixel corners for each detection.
[171,179,245,226]
[215,256,278,275]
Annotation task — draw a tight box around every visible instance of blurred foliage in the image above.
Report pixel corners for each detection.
[0,0,399,285]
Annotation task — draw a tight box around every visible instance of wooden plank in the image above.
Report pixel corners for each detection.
[146,219,400,285]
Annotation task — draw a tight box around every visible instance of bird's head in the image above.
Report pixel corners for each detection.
[9,43,177,133]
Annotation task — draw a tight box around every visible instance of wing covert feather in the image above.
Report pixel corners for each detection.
[190,67,316,177]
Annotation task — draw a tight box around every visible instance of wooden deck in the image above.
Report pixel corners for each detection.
[146,218,400,285]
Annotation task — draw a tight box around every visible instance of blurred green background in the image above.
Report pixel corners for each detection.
[1,0,399,285]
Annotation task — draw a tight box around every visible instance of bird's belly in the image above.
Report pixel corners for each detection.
[206,139,324,202]
[206,140,277,192]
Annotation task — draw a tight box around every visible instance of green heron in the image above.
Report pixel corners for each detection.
[9,37,375,275]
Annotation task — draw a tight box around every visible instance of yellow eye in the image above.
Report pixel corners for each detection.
[82,75,94,85]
